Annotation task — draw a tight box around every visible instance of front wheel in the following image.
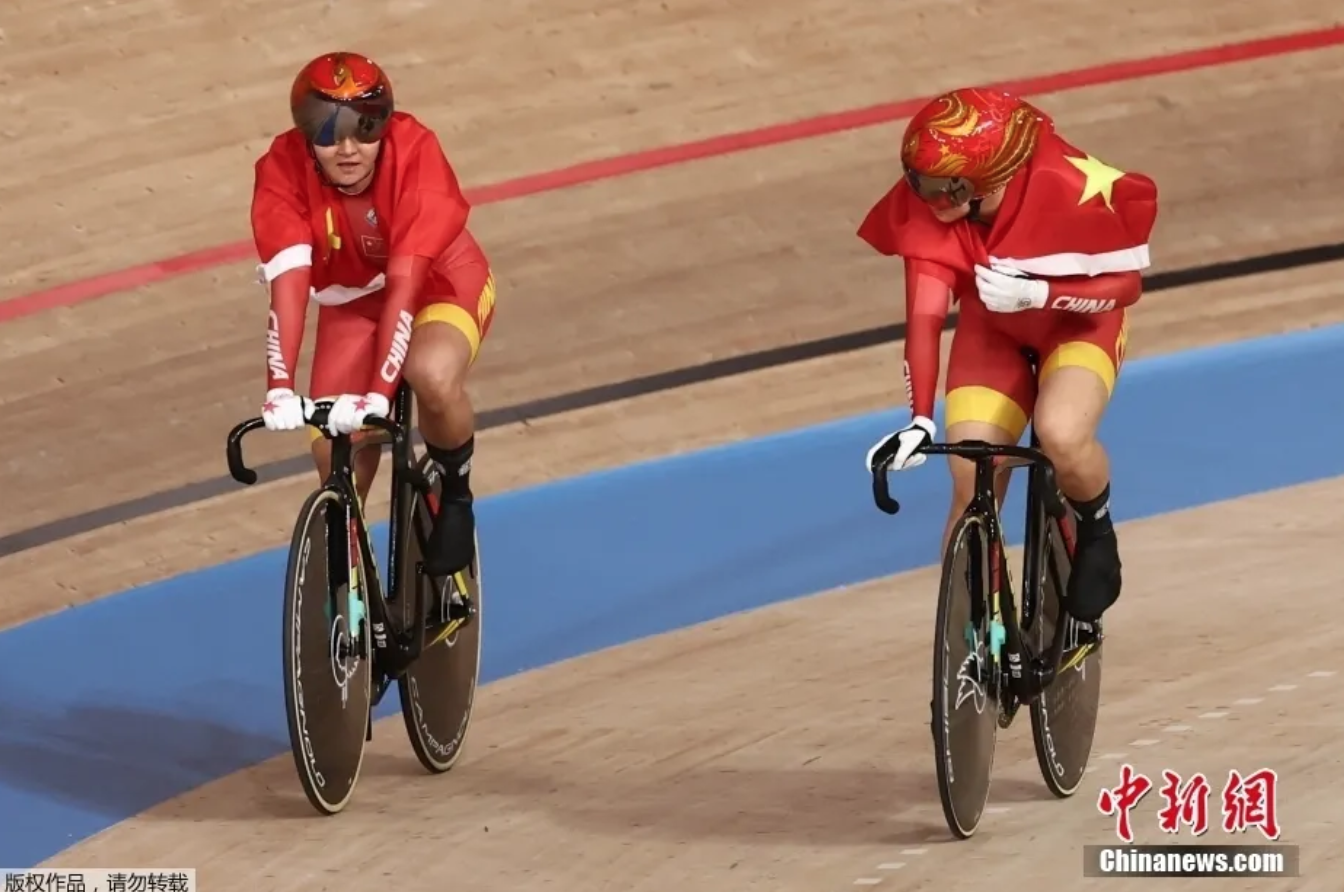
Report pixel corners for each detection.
[931,512,1000,840]
[282,487,373,815]
[1029,515,1104,798]
[396,456,483,774]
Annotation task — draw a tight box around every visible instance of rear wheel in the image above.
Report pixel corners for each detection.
[931,512,999,840]
[282,487,373,815]
[1030,514,1104,797]
[396,455,483,774]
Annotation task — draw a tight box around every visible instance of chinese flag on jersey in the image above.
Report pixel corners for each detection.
[250,111,470,292]
[857,131,1158,285]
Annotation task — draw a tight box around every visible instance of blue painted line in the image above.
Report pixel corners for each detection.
[1,323,1342,866]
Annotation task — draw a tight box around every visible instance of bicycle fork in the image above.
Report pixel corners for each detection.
[990,533,1036,701]
[985,519,1055,705]
[322,499,372,658]
[346,512,371,646]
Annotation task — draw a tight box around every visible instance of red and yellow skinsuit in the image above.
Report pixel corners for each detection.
[252,111,496,413]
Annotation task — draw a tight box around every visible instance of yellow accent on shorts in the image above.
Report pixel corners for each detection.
[945,385,1030,440]
[476,273,497,330]
[413,302,482,364]
[1115,308,1131,368]
[1040,341,1118,394]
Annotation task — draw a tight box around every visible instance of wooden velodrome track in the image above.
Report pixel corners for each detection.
[3,0,1343,887]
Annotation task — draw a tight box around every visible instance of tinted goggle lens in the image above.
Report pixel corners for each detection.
[302,99,392,147]
[904,171,975,210]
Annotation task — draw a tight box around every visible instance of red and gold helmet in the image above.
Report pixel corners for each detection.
[900,87,1052,209]
[289,52,395,147]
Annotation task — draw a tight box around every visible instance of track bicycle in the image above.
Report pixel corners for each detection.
[869,352,1104,839]
[225,382,483,815]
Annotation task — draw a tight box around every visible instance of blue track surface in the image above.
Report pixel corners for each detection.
[2,323,1342,867]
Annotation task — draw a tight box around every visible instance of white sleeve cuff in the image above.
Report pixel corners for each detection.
[259,244,313,283]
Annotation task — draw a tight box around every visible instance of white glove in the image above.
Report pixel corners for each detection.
[326,392,390,436]
[262,388,313,432]
[975,263,1048,313]
[867,415,937,473]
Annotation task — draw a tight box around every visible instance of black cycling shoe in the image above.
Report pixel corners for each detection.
[1065,529,1121,622]
[422,495,476,578]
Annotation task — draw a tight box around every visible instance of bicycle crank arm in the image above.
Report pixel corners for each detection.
[371,675,397,709]
[427,618,465,648]
[420,595,476,649]
[1059,635,1102,673]
[1004,647,1053,702]
[374,639,425,682]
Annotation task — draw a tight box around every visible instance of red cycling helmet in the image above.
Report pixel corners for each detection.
[900,87,1052,210]
[289,52,395,147]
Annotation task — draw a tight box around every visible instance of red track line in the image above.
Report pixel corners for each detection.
[6,24,1343,324]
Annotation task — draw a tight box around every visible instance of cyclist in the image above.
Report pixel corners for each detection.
[251,51,496,579]
[859,87,1159,624]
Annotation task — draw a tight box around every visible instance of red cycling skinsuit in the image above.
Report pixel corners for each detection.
[251,111,497,427]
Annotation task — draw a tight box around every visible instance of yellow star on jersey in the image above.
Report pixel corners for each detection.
[1065,153,1126,211]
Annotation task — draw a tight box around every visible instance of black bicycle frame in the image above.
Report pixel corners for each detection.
[871,430,1075,702]
[226,384,436,685]
[1017,432,1080,695]
[380,383,415,628]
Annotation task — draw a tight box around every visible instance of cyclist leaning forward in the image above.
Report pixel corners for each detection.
[860,87,1159,625]
[251,51,497,579]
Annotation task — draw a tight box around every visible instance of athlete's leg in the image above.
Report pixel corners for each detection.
[940,310,1038,552]
[1031,310,1130,621]
[402,263,498,577]
[310,303,382,505]
[941,421,1017,547]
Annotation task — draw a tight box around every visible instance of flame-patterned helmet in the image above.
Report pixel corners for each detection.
[900,87,1051,209]
[289,52,395,147]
